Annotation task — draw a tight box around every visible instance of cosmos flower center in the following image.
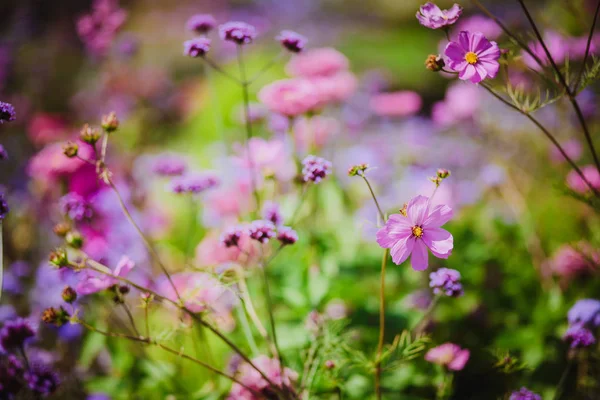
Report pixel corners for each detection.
[465,51,478,65]
[412,225,424,238]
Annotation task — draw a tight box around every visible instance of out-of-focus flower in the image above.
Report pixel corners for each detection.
[550,139,583,164]
[258,79,320,117]
[566,165,600,193]
[184,38,211,57]
[568,299,600,328]
[370,91,422,118]
[294,116,339,153]
[455,15,502,40]
[277,226,298,245]
[0,193,8,220]
[171,173,220,194]
[219,21,257,45]
[325,299,348,319]
[277,30,307,53]
[76,0,127,56]
[509,387,542,400]
[233,138,296,182]
[302,155,332,183]
[0,318,35,352]
[445,31,500,83]
[522,31,568,70]
[248,220,277,244]
[311,71,358,105]
[416,3,462,29]
[429,268,463,297]
[563,324,596,348]
[60,192,94,221]
[186,14,216,34]
[424,343,470,370]
[546,243,597,280]
[151,154,187,177]
[27,113,66,145]
[0,101,16,123]
[432,82,481,126]
[76,256,135,295]
[197,231,257,267]
[405,289,433,310]
[24,364,60,396]
[286,47,349,77]
[236,103,268,125]
[377,195,453,271]
[262,201,283,226]
[228,355,298,400]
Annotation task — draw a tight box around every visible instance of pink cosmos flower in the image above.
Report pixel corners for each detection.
[566,165,600,194]
[370,91,422,118]
[416,3,462,30]
[293,116,340,153]
[76,256,135,295]
[258,78,320,117]
[228,355,298,400]
[286,47,349,77]
[550,139,583,164]
[425,343,470,371]
[444,31,501,84]
[376,195,453,271]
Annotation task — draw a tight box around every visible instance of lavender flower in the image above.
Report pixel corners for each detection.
[429,268,463,297]
[0,318,35,351]
[509,387,541,400]
[444,31,501,84]
[302,155,332,183]
[563,324,596,348]
[248,220,276,243]
[60,192,94,221]
[567,299,600,328]
[0,144,8,160]
[277,30,307,53]
[0,101,16,123]
[262,201,283,226]
[277,226,298,245]
[24,364,60,396]
[152,154,187,177]
[171,173,220,194]
[219,21,257,45]
[416,3,462,29]
[221,226,244,248]
[186,14,217,34]
[184,38,211,57]
[0,193,8,220]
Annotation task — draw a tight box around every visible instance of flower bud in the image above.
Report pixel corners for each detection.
[325,360,336,369]
[62,286,77,304]
[347,163,369,177]
[65,231,84,249]
[53,222,71,237]
[42,307,70,327]
[63,141,79,158]
[80,124,100,145]
[437,168,451,179]
[425,54,445,72]
[49,248,69,268]
[101,112,119,133]
[118,285,130,295]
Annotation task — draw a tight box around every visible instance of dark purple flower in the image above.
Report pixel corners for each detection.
[219,21,257,45]
[76,0,127,57]
[416,3,462,29]
[509,387,542,400]
[186,14,216,34]
[248,220,276,244]
[0,355,24,396]
[60,192,94,221]
[262,201,283,226]
[24,364,60,396]
[429,268,463,297]
[184,37,211,58]
[0,318,35,352]
[563,324,596,348]
[171,173,220,194]
[277,30,307,53]
[0,144,7,160]
[152,154,187,177]
[0,101,16,124]
[0,193,8,220]
[302,155,332,183]
[277,226,298,245]
[444,31,501,83]
[568,299,600,328]
[220,226,244,248]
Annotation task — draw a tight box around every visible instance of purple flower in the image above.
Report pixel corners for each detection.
[429,268,463,297]
[60,192,94,221]
[152,154,187,177]
[184,37,211,57]
[0,318,35,352]
[248,220,276,244]
[302,155,332,183]
[444,31,501,83]
[219,21,257,45]
[509,387,542,400]
[171,173,220,194]
[416,3,462,29]
[0,144,8,160]
[24,364,60,396]
[0,101,16,123]
[567,299,600,328]
[220,226,244,248]
[277,226,298,246]
[0,193,8,220]
[563,324,596,349]
[277,30,307,53]
[376,195,453,271]
[186,14,216,34]
[262,201,283,226]
[0,355,23,395]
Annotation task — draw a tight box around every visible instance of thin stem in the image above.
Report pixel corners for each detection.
[574,0,600,92]
[553,358,573,400]
[259,247,284,374]
[100,133,109,163]
[121,303,140,337]
[236,266,273,351]
[479,83,600,197]
[360,174,385,223]
[200,57,242,85]
[517,0,600,175]
[290,184,310,227]
[248,50,286,85]
[375,248,389,400]
[236,302,260,356]
[19,345,30,371]
[413,295,440,335]
[144,301,150,339]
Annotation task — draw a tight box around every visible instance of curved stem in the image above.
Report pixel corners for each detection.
[121,303,140,337]
[200,57,242,85]
[248,50,286,85]
[360,174,385,223]
[413,295,440,335]
[375,248,389,400]
[574,0,600,92]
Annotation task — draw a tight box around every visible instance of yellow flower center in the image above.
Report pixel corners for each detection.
[412,226,424,238]
[465,52,478,65]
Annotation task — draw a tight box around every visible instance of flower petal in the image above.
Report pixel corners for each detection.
[444,42,466,63]
[422,227,453,258]
[410,239,429,271]
[390,236,415,265]
[423,204,453,228]
[407,195,430,225]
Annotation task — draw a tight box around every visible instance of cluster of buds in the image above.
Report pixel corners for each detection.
[425,54,445,72]
[42,307,70,327]
[48,248,69,268]
[430,168,451,187]
[101,112,119,133]
[62,141,79,158]
[347,163,369,177]
[80,123,100,145]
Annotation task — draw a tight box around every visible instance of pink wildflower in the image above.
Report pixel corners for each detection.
[286,47,349,77]
[425,343,470,370]
[228,355,298,400]
[258,79,320,117]
[76,256,135,295]
[444,31,501,84]
[566,165,600,194]
[370,91,422,118]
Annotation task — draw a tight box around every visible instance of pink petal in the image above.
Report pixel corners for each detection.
[422,227,453,258]
[444,42,466,62]
[458,31,471,51]
[469,32,487,53]
[410,240,429,271]
[407,195,430,225]
[471,64,488,83]
[423,204,453,228]
[459,64,477,81]
[479,60,499,78]
[114,255,135,277]
[376,226,396,248]
[448,349,470,371]
[477,42,500,59]
[387,213,413,229]
[390,236,415,265]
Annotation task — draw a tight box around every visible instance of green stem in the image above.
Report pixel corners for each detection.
[360,174,385,223]
[573,0,600,92]
[375,248,389,400]
[413,295,440,335]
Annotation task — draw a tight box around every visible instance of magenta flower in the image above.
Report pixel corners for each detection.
[424,343,470,371]
[444,31,501,83]
[376,195,453,271]
[186,14,216,34]
[277,30,307,53]
[416,3,462,30]
[219,21,257,45]
[258,78,320,117]
[183,38,211,58]
[566,165,600,193]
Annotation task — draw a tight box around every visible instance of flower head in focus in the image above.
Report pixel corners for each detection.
[424,343,469,370]
[444,31,500,83]
[429,268,463,297]
[416,3,462,29]
[248,220,277,244]
[302,155,332,183]
[184,38,211,57]
[219,21,257,45]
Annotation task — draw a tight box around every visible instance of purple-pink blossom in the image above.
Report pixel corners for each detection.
[76,256,135,295]
[424,343,470,370]
[228,355,298,400]
[0,101,16,123]
[277,30,307,53]
[248,220,277,244]
[219,21,257,45]
[566,165,600,193]
[286,47,349,77]
[509,387,541,400]
[302,155,332,183]
[563,324,596,348]
[186,14,216,34]
[171,173,220,194]
[370,91,422,118]
[262,201,283,226]
[277,226,298,246]
[258,78,320,117]
[184,38,211,57]
[444,31,501,84]
[376,195,453,271]
[429,268,463,297]
[416,3,462,30]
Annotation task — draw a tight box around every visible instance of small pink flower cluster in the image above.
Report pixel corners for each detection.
[228,355,298,400]
[76,0,127,56]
